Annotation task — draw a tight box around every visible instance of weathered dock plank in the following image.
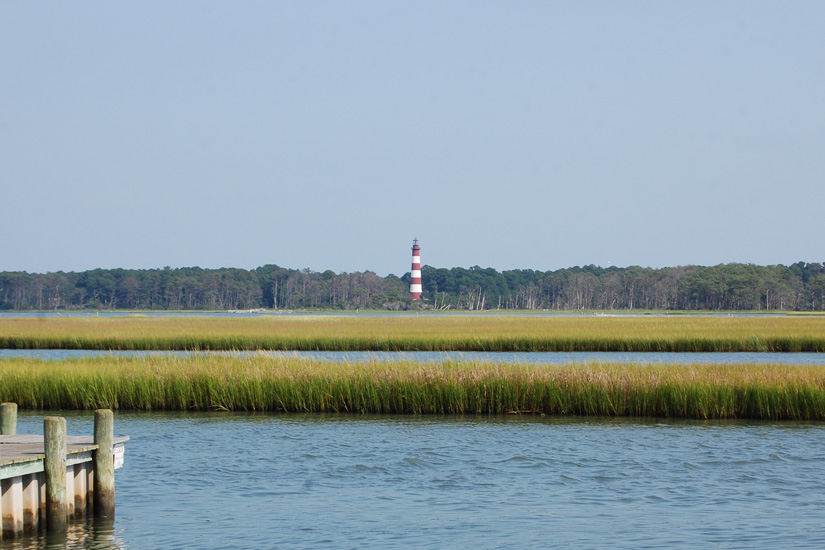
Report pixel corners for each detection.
[1,435,129,461]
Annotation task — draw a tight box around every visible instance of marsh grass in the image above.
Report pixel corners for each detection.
[1,316,825,352]
[2,355,824,419]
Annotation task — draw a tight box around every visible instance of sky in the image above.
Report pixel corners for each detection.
[2,2,823,276]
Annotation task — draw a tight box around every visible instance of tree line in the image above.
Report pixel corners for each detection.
[419,262,825,311]
[1,262,825,311]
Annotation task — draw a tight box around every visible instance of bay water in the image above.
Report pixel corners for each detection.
[3,349,825,365]
[5,412,825,549]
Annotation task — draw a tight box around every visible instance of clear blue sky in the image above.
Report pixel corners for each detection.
[2,2,823,276]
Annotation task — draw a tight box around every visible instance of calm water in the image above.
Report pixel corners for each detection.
[0,311,798,318]
[4,412,825,549]
[3,349,825,365]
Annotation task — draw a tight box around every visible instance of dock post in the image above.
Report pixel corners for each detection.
[0,402,16,435]
[44,416,68,533]
[93,409,115,518]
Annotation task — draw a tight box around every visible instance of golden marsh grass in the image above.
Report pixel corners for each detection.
[1,315,825,351]
[2,355,824,419]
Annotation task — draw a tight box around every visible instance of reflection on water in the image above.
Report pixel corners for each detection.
[0,519,124,550]
[6,412,825,549]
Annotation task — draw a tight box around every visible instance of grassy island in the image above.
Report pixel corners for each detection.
[2,315,825,352]
[2,355,824,420]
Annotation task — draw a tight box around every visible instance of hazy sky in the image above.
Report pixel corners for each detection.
[2,2,823,276]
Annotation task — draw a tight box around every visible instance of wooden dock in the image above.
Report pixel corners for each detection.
[0,405,128,540]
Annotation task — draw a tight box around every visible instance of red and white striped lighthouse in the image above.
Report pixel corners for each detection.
[410,238,422,300]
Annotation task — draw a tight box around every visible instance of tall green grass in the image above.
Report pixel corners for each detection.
[2,316,825,351]
[2,355,824,419]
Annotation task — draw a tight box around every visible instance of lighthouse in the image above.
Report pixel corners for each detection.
[410,238,422,300]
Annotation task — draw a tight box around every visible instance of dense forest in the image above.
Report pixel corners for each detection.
[2,262,825,312]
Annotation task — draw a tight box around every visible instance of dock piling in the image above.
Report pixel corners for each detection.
[93,409,115,518]
[44,416,68,533]
[0,403,17,435]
